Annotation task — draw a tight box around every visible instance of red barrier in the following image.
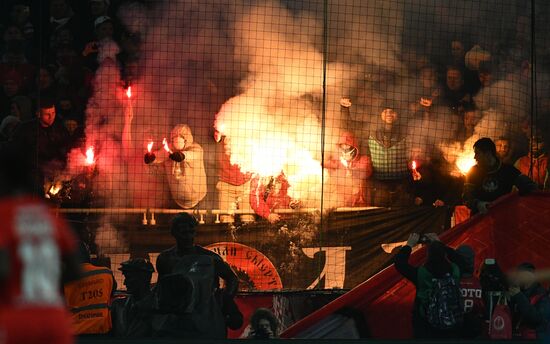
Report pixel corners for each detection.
[281,192,550,339]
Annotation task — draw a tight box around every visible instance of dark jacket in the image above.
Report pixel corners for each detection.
[463,162,537,212]
[510,283,550,339]
[111,293,155,338]
[156,245,238,298]
[12,118,69,168]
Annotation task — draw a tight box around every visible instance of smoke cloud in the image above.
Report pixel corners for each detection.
[58,0,547,252]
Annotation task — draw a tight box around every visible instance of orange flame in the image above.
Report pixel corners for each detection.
[456,152,476,175]
[126,86,132,98]
[48,183,62,196]
[411,160,422,181]
[147,141,154,153]
[162,138,172,154]
[85,146,95,165]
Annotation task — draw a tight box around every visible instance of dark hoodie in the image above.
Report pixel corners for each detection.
[510,281,550,338]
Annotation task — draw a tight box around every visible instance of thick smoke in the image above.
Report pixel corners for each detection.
[60,0,548,252]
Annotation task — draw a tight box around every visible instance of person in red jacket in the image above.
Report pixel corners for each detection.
[324,131,373,207]
[250,172,294,223]
[0,147,80,344]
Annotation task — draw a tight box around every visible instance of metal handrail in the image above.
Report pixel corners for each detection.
[55,206,381,225]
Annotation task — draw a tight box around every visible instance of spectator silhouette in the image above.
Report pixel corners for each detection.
[111,258,155,338]
[154,213,239,338]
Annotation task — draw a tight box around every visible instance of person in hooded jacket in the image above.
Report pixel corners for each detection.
[394,233,466,339]
[143,124,207,209]
[324,131,373,207]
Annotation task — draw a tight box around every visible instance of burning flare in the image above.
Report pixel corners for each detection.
[411,160,422,181]
[162,138,173,154]
[147,141,154,153]
[85,146,95,165]
[456,152,476,175]
[48,183,62,196]
[126,86,132,99]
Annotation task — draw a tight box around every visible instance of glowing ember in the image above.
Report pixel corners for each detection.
[126,86,132,98]
[85,146,95,165]
[147,141,154,153]
[456,152,476,175]
[162,138,172,154]
[411,160,417,170]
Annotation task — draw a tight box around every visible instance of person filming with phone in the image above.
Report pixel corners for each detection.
[394,233,466,338]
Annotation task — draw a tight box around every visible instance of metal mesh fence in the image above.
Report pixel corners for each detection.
[2,0,548,291]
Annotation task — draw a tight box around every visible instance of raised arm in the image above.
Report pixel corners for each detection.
[122,104,134,159]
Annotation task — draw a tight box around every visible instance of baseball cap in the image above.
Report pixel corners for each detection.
[119,258,155,273]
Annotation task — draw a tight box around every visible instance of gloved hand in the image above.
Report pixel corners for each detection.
[169,151,185,162]
[144,152,156,164]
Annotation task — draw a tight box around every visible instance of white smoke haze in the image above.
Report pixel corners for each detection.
[474,78,530,120]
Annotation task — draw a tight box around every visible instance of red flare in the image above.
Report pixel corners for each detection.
[85,146,95,165]
[147,141,154,153]
[126,86,132,99]
[411,160,417,170]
